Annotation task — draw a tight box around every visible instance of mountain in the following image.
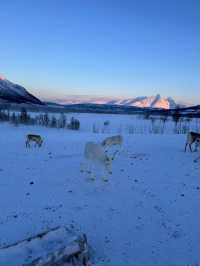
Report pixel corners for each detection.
[0,76,43,105]
[0,76,189,110]
[55,94,179,109]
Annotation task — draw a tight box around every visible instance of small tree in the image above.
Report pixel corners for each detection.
[172,108,181,124]
[50,116,57,128]
[6,108,10,121]
[74,118,80,130]
[20,108,30,124]
[68,117,80,130]
[0,110,9,121]
[43,113,50,127]
[10,112,18,126]
[58,113,66,128]
[144,112,151,120]
[160,115,168,134]
[172,107,181,133]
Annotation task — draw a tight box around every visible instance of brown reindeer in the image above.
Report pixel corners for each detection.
[26,134,43,148]
[185,132,200,152]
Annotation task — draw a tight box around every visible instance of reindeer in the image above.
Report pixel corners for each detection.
[81,142,115,181]
[26,134,43,148]
[185,131,200,152]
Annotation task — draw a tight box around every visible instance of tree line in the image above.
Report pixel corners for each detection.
[0,108,80,130]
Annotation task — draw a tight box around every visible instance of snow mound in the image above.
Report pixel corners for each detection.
[0,227,90,266]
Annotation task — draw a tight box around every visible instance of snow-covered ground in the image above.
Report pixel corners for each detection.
[0,115,200,266]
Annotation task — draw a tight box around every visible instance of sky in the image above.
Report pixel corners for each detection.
[0,0,199,104]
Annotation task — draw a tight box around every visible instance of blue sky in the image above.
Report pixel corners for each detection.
[0,0,199,104]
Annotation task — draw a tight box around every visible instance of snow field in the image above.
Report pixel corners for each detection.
[0,116,199,266]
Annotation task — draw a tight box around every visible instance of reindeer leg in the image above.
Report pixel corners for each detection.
[189,144,193,152]
[194,141,199,152]
[86,162,91,174]
[102,169,108,182]
[98,163,107,182]
[90,172,95,181]
[87,162,95,181]
[119,143,122,154]
[103,163,112,182]
[80,159,88,174]
[184,143,188,152]
[80,162,85,173]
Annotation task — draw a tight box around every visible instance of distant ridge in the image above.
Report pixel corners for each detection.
[53,94,181,109]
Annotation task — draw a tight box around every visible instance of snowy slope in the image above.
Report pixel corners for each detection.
[0,115,200,265]
[55,94,178,109]
[0,76,43,105]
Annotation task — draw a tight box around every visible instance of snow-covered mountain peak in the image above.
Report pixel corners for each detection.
[57,94,180,109]
[0,77,43,105]
[0,74,6,80]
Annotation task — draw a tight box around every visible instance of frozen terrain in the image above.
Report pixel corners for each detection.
[0,114,200,266]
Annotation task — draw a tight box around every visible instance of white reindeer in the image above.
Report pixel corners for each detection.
[81,142,113,181]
